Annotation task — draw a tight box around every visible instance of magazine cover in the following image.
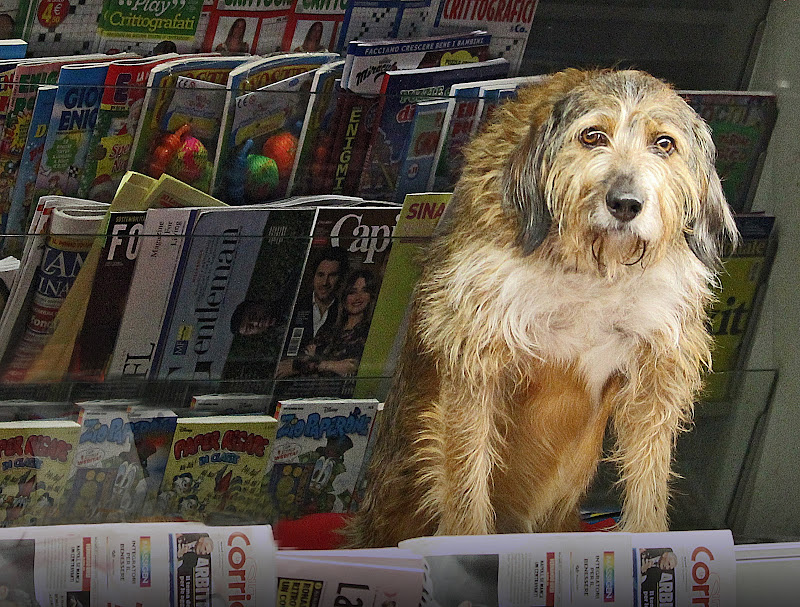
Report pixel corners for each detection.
[336,0,442,52]
[343,30,491,95]
[96,0,205,55]
[286,60,344,196]
[273,205,400,400]
[200,0,290,54]
[704,213,777,401]
[220,208,317,384]
[0,54,130,233]
[265,398,378,519]
[211,52,339,198]
[429,0,539,75]
[151,207,314,383]
[13,0,105,56]
[357,58,510,201]
[67,210,146,382]
[3,84,56,242]
[681,90,778,213]
[219,69,318,204]
[78,54,180,202]
[0,419,80,526]
[31,62,110,203]
[0,206,106,383]
[281,0,346,53]
[128,56,251,192]
[354,192,450,398]
[157,414,278,522]
[106,183,227,382]
[393,100,449,202]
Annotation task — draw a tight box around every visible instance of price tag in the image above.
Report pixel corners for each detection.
[37,0,70,29]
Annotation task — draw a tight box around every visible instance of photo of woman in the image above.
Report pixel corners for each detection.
[215,17,251,54]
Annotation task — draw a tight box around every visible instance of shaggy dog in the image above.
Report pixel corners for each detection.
[347,69,739,548]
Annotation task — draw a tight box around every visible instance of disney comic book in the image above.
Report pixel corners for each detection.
[0,419,80,527]
[157,414,278,523]
[265,397,378,520]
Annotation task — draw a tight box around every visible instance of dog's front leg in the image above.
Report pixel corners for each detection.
[429,380,504,537]
[611,349,697,533]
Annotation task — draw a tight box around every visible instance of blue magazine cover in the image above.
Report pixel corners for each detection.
[31,63,110,203]
[357,57,510,201]
[393,98,449,203]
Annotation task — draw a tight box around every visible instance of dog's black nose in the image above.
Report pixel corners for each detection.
[606,192,643,222]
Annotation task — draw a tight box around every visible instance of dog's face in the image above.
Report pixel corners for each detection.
[503,70,738,277]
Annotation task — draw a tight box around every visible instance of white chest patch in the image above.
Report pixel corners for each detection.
[473,250,701,404]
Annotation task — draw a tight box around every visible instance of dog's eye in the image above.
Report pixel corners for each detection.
[579,128,608,147]
[654,135,676,155]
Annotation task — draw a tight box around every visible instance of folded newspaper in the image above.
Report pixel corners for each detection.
[0,522,276,607]
[399,530,736,607]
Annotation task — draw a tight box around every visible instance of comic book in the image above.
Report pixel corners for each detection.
[286,60,344,196]
[265,397,378,520]
[60,405,147,523]
[128,56,252,192]
[0,419,80,526]
[704,213,777,402]
[357,58,509,201]
[3,84,56,243]
[126,406,178,518]
[354,192,450,398]
[680,90,778,213]
[152,207,317,385]
[281,0,346,54]
[157,414,278,523]
[210,52,339,198]
[393,100,449,203]
[218,69,319,204]
[273,205,400,401]
[105,174,226,381]
[78,54,180,203]
[31,62,110,205]
[343,30,491,95]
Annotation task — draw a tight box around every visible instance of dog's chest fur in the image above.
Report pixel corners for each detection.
[443,245,706,404]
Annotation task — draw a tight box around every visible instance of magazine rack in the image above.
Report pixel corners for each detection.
[0,29,780,543]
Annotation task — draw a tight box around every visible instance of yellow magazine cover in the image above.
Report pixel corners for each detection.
[0,419,80,527]
[704,213,777,401]
[158,415,277,523]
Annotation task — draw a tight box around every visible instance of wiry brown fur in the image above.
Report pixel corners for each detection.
[346,69,739,548]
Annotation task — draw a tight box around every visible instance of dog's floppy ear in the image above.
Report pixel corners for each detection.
[685,119,740,270]
[501,111,559,255]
